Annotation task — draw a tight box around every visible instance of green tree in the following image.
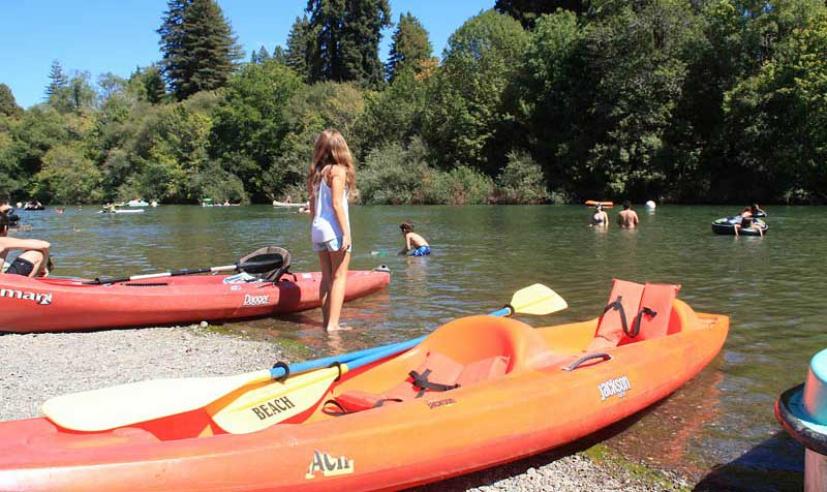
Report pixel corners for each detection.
[723,3,827,202]
[158,0,242,100]
[45,60,68,99]
[356,68,430,154]
[211,61,304,200]
[272,45,287,65]
[0,84,22,117]
[35,144,103,203]
[424,10,529,172]
[285,16,311,80]
[306,0,391,88]
[495,0,589,28]
[279,82,366,195]
[386,13,433,81]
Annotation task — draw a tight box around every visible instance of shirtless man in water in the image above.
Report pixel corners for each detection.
[617,201,639,228]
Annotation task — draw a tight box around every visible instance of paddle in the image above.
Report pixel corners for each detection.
[210,283,567,434]
[42,338,419,432]
[88,251,284,285]
[42,284,565,432]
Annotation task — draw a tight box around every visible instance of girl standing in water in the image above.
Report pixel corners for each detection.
[308,129,355,332]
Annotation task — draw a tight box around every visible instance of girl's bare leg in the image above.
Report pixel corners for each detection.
[318,251,332,328]
[325,248,351,331]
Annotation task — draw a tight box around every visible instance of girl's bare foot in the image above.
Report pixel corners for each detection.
[325,324,352,332]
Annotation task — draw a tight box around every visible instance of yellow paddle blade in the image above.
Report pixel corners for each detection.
[211,367,342,434]
[42,369,272,432]
[510,283,567,315]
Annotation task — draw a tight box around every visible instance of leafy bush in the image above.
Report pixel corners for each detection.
[421,166,494,205]
[359,140,432,204]
[34,144,103,203]
[493,150,550,204]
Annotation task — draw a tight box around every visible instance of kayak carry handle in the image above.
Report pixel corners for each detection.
[562,353,612,372]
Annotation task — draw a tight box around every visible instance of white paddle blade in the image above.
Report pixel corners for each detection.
[42,369,272,432]
[510,283,567,315]
[211,367,341,434]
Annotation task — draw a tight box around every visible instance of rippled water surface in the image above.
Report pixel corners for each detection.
[14,204,822,488]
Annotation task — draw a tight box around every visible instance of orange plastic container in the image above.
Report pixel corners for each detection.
[0,270,390,333]
[0,289,728,491]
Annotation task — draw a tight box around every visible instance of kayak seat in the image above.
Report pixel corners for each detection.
[333,352,510,413]
[589,279,645,350]
[617,282,681,345]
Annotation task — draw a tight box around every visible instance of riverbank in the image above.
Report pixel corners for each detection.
[0,325,687,491]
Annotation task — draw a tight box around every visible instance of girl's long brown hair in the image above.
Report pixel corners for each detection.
[306,129,355,196]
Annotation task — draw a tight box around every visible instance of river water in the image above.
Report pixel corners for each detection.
[13,204,821,489]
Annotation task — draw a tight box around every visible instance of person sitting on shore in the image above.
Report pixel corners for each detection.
[617,201,639,228]
[591,205,609,227]
[0,205,52,277]
[399,221,431,256]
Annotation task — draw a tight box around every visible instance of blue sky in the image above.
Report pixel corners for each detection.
[0,0,492,108]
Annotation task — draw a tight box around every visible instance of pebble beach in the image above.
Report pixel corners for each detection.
[0,325,687,491]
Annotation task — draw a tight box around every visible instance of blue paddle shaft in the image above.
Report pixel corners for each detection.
[269,336,428,379]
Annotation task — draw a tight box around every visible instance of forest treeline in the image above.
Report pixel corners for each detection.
[1,0,826,205]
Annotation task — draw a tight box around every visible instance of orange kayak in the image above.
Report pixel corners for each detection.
[0,280,728,491]
[0,270,390,333]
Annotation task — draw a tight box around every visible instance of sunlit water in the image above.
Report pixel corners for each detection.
[11,204,822,489]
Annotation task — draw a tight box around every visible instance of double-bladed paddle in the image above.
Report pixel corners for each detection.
[88,251,284,285]
[210,283,567,434]
[43,284,566,433]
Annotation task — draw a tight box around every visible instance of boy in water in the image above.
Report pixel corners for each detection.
[399,221,431,256]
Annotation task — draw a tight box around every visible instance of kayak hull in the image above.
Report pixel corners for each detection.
[0,298,728,491]
[0,270,390,333]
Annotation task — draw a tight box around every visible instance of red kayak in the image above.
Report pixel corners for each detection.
[0,270,390,333]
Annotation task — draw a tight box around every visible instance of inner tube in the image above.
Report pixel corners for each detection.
[711,217,768,236]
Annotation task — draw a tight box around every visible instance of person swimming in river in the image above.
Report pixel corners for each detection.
[591,205,609,227]
[617,201,639,228]
[399,221,431,256]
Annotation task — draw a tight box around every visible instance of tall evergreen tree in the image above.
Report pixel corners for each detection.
[257,46,271,63]
[143,66,167,104]
[285,16,311,80]
[386,12,432,81]
[306,0,391,88]
[495,0,589,28]
[272,45,287,65]
[45,60,68,98]
[158,0,242,100]
[0,83,22,117]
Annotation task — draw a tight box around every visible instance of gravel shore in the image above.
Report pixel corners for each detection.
[0,326,685,491]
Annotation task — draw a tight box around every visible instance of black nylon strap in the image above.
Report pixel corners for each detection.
[603,296,629,337]
[409,369,459,398]
[628,307,657,338]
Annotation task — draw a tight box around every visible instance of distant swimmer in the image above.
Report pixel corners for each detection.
[591,205,609,227]
[399,221,431,256]
[617,201,639,228]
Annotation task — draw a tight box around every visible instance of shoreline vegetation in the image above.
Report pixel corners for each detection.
[0,325,690,492]
[2,0,827,207]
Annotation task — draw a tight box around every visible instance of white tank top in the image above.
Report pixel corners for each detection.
[311,177,349,243]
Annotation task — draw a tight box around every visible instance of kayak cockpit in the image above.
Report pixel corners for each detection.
[325,315,562,414]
